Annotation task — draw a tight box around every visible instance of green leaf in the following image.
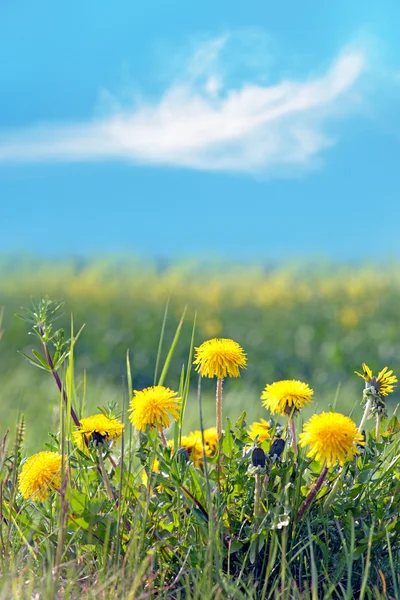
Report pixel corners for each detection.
[18,351,49,371]
[158,306,187,386]
[223,420,234,456]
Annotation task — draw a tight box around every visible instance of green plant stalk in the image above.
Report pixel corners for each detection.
[298,463,329,518]
[178,312,197,447]
[97,448,114,501]
[154,298,169,385]
[307,522,318,600]
[358,397,371,432]
[158,305,187,386]
[359,521,375,600]
[323,468,343,513]
[289,416,298,457]
[375,413,381,441]
[38,325,80,428]
[254,473,262,519]
[216,378,223,440]
[55,397,67,570]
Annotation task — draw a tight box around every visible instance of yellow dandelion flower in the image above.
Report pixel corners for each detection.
[19,451,63,502]
[261,380,314,416]
[203,427,218,456]
[129,385,181,431]
[355,362,373,381]
[248,418,271,442]
[193,338,247,379]
[299,412,364,467]
[73,413,124,450]
[355,363,397,397]
[180,432,204,466]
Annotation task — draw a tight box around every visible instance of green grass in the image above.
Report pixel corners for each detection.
[0,291,399,599]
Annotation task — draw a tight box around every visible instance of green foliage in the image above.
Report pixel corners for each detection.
[0,295,399,599]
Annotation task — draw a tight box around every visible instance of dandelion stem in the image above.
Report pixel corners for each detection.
[375,414,381,441]
[160,429,167,447]
[358,398,372,432]
[97,449,114,501]
[289,416,298,457]
[216,378,223,440]
[254,473,262,519]
[298,463,328,519]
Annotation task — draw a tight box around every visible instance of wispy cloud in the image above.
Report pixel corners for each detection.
[0,35,365,174]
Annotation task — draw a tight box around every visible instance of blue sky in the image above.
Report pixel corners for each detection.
[1,0,400,260]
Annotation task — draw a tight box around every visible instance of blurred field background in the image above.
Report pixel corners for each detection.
[1,256,399,453]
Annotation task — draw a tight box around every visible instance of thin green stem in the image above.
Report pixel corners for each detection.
[97,449,114,501]
[216,378,223,441]
[289,416,298,457]
[375,413,381,441]
[358,398,372,432]
[254,473,262,519]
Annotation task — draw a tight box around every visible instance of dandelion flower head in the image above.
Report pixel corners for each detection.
[355,363,397,397]
[248,418,271,442]
[261,380,314,416]
[180,432,204,465]
[19,451,63,502]
[74,413,124,449]
[194,338,247,379]
[129,385,181,431]
[299,412,364,467]
[203,427,218,455]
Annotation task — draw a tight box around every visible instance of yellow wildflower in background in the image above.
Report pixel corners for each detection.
[338,307,359,329]
[73,413,124,449]
[248,418,271,442]
[129,385,181,431]
[203,427,218,455]
[299,412,364,467]
[261,380,314,416]
[355,363,397,397]
[194,338,247,379]
[142,456,160,486]
[180,432,204,466]
[19,451,63,502]
[177,428,218,462]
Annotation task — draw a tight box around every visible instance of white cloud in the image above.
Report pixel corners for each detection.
[0,36,365,174]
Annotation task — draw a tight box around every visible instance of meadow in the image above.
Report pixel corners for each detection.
[1,257,400,451]
[0,258,399,598]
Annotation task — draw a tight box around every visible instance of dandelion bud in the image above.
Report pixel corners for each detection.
[251,447,266,468]
[269,438,286,461]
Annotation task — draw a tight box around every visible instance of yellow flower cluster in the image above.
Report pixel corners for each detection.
[19,330,397,510]
[172,428,219,465]
[142,427,218,485]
